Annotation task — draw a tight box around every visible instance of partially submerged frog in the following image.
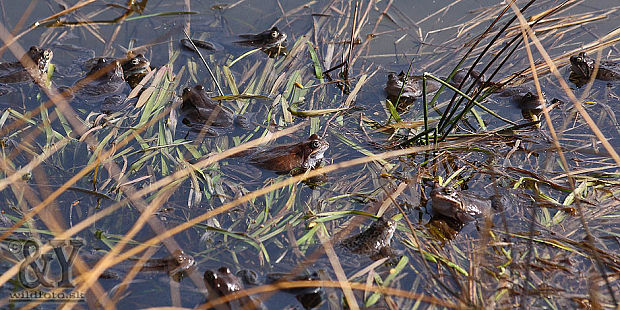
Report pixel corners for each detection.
[235,27,287,49]
[430,185,499,223]
[385,69,488,101]
[81,249,195,281]
[72,58,127,109]
[180,85,250,135]
[249,134,329,174]
[450,69,486,89]
[235,27,287,57]
[0,46,53,89]
[203,267,264,310]
[340,216,398,260]
[84,52,150,89]
[384,71,441,99]
[498,87,551,121]
[570,52,620,85]
[138,249,196,281]
[120,52,150,89]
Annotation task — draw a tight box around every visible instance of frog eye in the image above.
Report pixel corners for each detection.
[311,140,320,149]
[271,31,279,38]
[218,267,231,274]
[132,58,140,65]
[204,271,217,282]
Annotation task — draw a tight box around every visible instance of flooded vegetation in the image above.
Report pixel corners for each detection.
[0,0,619,309]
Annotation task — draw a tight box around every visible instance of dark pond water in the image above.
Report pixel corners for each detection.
[1,0,619,309]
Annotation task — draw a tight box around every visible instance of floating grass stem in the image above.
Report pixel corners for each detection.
[183,29,224,96]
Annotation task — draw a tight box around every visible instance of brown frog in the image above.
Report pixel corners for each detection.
[0,46,53,88]
[120,52,150,89]
[81,249,195,281]
[235,27,287,57]
[450,69,486,89]
[340,216,398,260]
[430,185,497,223]
[249,134,329,174]
[139,249,196,281]
[84,52,150,89]
[498,87,550,121]
[73,58,127,106]
[203,267,265,310]
[384,71,441,99]
[235,27,287,49]
[570,52,620,84]
[121,52,150,76]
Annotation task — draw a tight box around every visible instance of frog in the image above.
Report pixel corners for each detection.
[449,69,486,89]
[384,71,441,100]
[248,134,329,174]
[430,185,500,223]
[71,58,128,110]
[203,267,265,310]
[83,51,151,89]
[138,249,196,281]
[339,216,398,260]
[79,249,195,282]
[120,52,150,89]
[0,46,53,88]
[235,27,287,57]
[497,87,550,121]
[120,52,150,76]
[569,52,620,85]
[235,26,287,49]
[385,68,489,102]
[180,84,251,135]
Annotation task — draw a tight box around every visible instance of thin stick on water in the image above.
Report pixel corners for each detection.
[182,29,224,96]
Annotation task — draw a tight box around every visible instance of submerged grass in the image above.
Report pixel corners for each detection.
[0,0,619,309]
